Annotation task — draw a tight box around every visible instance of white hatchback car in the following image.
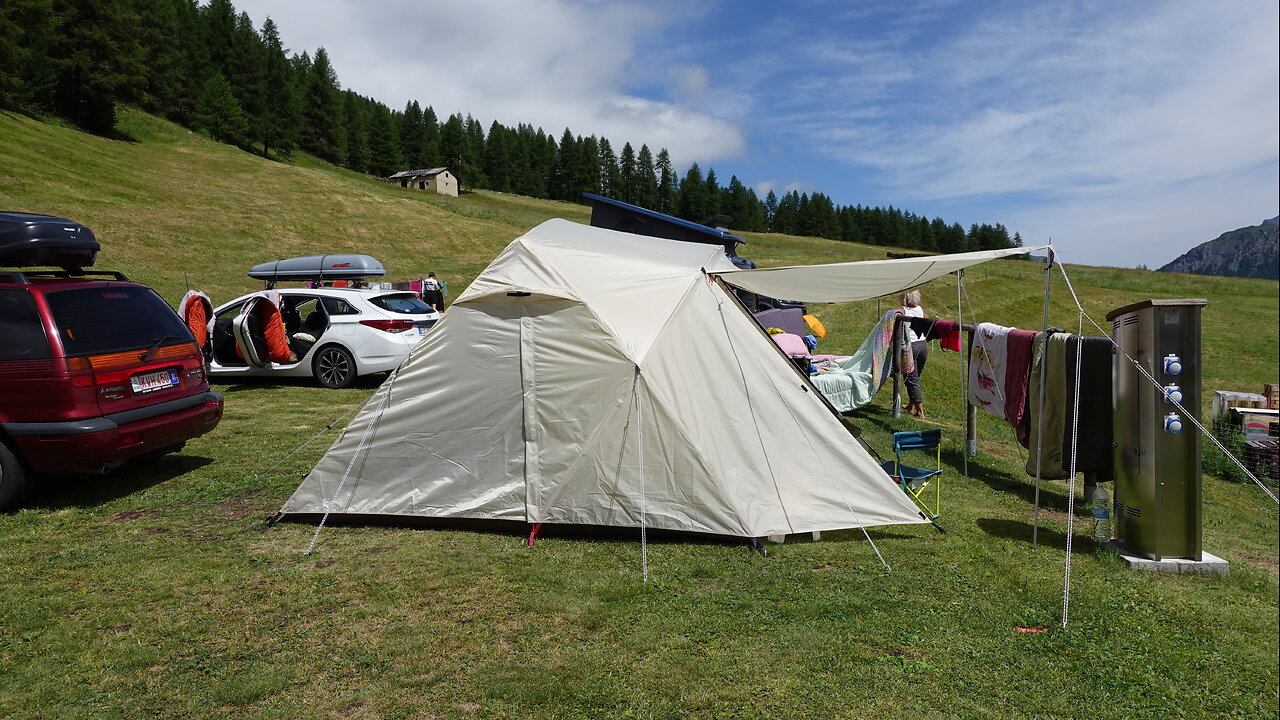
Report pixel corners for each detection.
[204,256,440,388]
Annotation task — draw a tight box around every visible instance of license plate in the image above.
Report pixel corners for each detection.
[131,368,179,394]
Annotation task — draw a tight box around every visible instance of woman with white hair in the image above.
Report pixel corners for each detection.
[900,289,929,417]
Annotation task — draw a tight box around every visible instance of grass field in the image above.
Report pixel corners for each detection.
[1,108,1277,719]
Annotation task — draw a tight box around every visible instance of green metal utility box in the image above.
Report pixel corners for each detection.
[1108,299,1207,561]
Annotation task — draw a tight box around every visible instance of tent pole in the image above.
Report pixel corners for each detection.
[1032,247,1055,546]
[958,270,971,486]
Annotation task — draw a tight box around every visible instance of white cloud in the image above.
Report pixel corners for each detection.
[740,0,1278,262]
[235,0,745,166]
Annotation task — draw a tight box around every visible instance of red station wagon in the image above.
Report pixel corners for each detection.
[0,212,224,510]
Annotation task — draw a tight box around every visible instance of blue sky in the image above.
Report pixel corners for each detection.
[235,0,1279,269]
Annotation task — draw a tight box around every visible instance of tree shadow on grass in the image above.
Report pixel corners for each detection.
[25,454,215,511]
[977,517,1095,555]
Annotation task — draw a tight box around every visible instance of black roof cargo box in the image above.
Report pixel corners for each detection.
[0,212,99,269]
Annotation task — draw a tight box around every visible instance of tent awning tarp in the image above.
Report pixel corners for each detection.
[716,245,1050,304]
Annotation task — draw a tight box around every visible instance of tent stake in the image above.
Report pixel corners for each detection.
[525,523,543,547]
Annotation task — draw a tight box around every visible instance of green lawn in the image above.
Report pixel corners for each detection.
[1,108,1276,719]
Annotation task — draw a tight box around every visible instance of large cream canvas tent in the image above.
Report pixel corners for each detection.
[282,219,942,537]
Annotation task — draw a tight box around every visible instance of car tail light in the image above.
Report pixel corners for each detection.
[67,356,96,388]
[360,319,414,333]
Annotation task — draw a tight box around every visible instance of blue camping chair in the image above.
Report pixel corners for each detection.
[880,429,943,519]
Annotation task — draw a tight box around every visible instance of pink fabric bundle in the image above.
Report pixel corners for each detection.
[771,332,811,358]
[933,320,963,352]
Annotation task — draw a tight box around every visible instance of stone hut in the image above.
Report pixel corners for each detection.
[389,168,459,197]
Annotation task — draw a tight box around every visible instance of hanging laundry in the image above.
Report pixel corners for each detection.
[808,309,900,412]
[1003,329,1037,428]
[1024,333,1071,478]
[895,313,915,376]
[968,322,1014,419]
[1022,333,1115,480]
[1064,334,1114,482]
[932,320,963,352]
[906,316,936,342]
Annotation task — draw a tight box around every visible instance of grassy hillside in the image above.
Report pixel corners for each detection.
[1,108,1277,720]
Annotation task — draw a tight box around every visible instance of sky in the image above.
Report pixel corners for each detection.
[233,0,1279,269]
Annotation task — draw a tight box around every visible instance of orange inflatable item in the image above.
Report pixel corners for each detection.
[178,290,213,350]
[803,314,827,339]
[186,300,208,347]
[255,299,293,363]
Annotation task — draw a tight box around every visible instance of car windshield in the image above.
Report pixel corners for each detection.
[45,286,192,356]
[369,293,434,314]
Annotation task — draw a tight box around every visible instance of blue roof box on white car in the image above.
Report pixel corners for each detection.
[248,254,385,287]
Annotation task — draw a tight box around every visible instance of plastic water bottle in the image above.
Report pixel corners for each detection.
[1090,485,1112,546]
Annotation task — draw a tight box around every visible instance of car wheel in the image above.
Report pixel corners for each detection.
[313,345,357,389]
[0,440,28,512]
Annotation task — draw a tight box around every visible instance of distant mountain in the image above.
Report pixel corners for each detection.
[1159,218,1279,280]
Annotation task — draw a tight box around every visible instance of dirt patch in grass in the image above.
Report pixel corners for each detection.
[212,490,271,520]
[1237,553,1279,571]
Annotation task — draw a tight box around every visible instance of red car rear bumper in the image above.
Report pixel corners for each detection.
[3,392,223,472]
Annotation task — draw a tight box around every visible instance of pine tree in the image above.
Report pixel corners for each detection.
[724,176,752,230]
[598,137,620,198]
[462,114,488,189]
[343,93,370,173]
[703,168,721,219]
[300,48,346,164]
[420,105,440,167]
[400,100,424,169]
[259,17,295,159]
[438,113,466,187]
[764,190,779,232]
[0,0,55,111]
[619,142,636,204]
[484,120,513,192]
[576,135,600,197]
[47,0,146,133]
[636,144,657,209]
[676,162,707,221]
[134,0,182,116]
[551,128,577,201]
[367,102,402,177]
[194,72,247,144]
[655,149,675,213]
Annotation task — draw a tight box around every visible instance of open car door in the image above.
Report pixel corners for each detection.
[231,291,293,367]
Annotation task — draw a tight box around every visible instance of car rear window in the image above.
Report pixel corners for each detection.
[44,286,192,356]
[369,293,434,314]
[0,289,51,360]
